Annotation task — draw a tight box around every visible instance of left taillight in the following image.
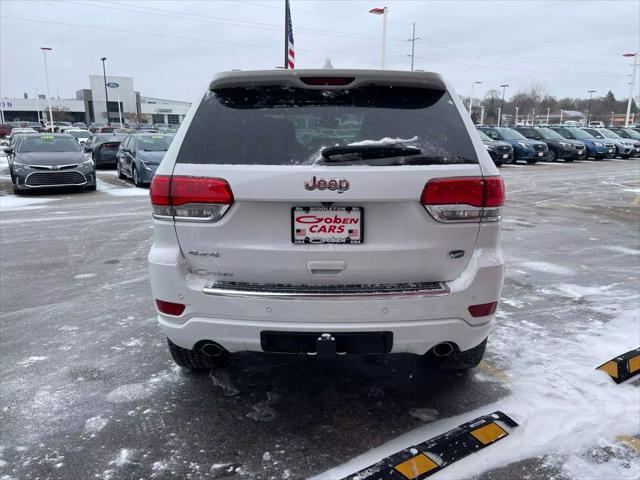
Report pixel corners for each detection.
[150,175,234,222]
[420,176,505,223]
[155,299,185,316]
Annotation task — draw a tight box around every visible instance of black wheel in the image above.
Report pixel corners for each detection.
[427,338,487,372]
[167,338,228,371]
[117,159,126,179]
[12,184,24,195]
[132,165,143,187]
[547,149,558,162]
[494,160,503,167]
[565,158,575,163]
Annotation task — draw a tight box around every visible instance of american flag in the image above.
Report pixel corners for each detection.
[296,228,305,236]
[285,0,295,69]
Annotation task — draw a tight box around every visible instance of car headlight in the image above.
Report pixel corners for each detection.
[518,142,528,148]
[81,158,94,167]
[12,160,27,167]
[559,142,572,147]
[593,142,603,146]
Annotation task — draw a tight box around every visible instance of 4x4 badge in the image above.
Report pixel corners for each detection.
[304,176,350,194]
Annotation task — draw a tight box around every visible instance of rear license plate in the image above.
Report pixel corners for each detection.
[537,152,544,157]
[292,206,363,244]
[502,153,509,159]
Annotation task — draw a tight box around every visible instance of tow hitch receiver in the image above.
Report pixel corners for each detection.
[342,411,518,480]
[597,347,640,384]
[316,333,337,358]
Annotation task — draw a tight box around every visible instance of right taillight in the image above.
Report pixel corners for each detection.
[150,175,234,222]
[421,176,505,223]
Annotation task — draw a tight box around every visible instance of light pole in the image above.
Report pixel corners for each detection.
[407,22,420,71]
[586,90,596,126]
[560,109,564,124]
[515,106,519,125]
[116,94,123,128]
[623,52,638,127]
[546,107,550,124]
[369,7,388,69]
[498,84,509,126]
[0,100,4,124]
[41,47,54,131]
[480,105,485,126]
[100,57,110,126]
[468,81,482,117]
[532,108,536,126]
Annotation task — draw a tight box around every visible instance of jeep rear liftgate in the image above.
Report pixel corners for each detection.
[159,80,493,287]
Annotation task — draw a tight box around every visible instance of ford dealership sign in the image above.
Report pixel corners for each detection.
[106,82,119,88]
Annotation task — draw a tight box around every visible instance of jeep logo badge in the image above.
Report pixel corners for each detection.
[304,176,350,194]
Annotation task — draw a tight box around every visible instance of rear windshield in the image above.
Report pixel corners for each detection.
[136,134,174,151]
[95,134,126,143]
[178,86,478,165]
[67,130,90,139]
[17,135,82,153]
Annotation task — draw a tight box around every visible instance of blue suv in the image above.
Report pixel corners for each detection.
[477,127,547,164]
[548,126,615,160]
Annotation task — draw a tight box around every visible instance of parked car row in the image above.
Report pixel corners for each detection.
[477,125,640,165]
[0,127,176,194]
[2,133,96,194]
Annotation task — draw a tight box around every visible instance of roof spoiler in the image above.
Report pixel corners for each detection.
[209,69,447,91]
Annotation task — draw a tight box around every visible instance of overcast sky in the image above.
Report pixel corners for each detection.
[1,0,638,104]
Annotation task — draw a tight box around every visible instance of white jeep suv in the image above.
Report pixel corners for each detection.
[148,69,505,372]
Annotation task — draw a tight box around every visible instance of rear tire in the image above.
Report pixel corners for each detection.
[429,338,487,372]
[132,166,143,187]
[117,159,126,179]
[167,338,228,371]
[547,149,558,162]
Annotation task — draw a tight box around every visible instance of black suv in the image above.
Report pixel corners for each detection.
[477,129,513,166]
[513,126,587,162]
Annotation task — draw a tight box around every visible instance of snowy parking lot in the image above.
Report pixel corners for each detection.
[1,159,639,480]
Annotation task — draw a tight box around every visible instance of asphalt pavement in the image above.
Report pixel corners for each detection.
[1,159,639,480]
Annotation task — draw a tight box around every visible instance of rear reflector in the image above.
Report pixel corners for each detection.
[421,176,505,223]
[150,175,233,221]
[155,299,185,316]
[300,76,355,86]
[468,301,498,317]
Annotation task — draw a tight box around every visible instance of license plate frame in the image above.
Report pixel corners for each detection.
[292,206,363,244]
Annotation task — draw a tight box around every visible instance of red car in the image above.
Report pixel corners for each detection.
[0,124,13,138]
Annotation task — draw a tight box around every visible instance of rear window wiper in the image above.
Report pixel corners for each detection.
[321,144,422,162]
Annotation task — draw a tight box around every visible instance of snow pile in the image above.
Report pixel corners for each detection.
[316,288,640,480]
[0,195,58,212]
[348,136,419,147]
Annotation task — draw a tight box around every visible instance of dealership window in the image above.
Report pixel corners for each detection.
[107,101,123,113]
[87,101,95,122]
[167,114,179,125]
[152,114,165,124]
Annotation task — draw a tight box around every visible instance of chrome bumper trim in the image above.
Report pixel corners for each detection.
[202,281,450,299]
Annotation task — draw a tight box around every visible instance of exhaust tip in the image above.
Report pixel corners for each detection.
[433,342,455,358]
[200,342,225,358]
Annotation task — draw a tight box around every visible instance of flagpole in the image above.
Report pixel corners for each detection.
[284,0,289,69]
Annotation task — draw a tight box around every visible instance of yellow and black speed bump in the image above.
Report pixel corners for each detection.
[597,347,640,384]
[342,411,518,480]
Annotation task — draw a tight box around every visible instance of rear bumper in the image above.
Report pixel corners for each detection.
[149,242,504,355]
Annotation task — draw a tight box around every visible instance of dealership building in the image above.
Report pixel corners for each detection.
[0,75,192,126]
